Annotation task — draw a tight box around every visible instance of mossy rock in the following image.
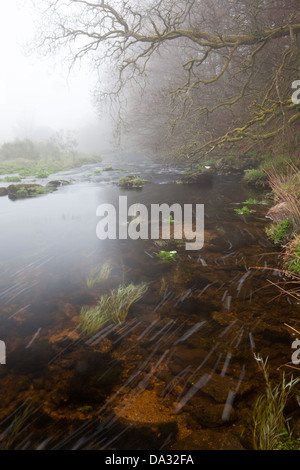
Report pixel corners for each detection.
[181,169,214,185]
[46,180,70,189]
[0,187,8,197]
[8,183,55,200]
[118,175,148,189]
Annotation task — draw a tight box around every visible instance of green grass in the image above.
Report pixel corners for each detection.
[234,206,252,216]
[244,169,268,187]
[252,355,300,450]
[0,154,101,178]
[155,250,178,263]
[1,176,23,183]
[118,175,148,189]
[243,198,260,205]
[283,235,300,274]
[15,189,28,198]
[35,171,50,178]
[265,218,291,244]
[86,261,112,288]
[80,282,149,336]
[262,156,297,173]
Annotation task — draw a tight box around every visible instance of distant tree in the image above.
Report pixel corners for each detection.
[50,130,78,159]
[0,139,40,161]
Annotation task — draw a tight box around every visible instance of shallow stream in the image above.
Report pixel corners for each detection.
[0,160,298,450]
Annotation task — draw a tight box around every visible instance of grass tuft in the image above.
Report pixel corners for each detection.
[80,282,149,336]
[252,354,300,450]
[86,261,112,288]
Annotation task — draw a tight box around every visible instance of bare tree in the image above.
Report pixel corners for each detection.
[33,0,300,160]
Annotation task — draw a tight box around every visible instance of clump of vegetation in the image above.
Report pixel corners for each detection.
[118,175,148,189]
[243,197,269,205]
[244,169,268,187]
[243,198,260,205]
[262,156,297,174]
[0,136,102,179]
[103,166,113,171]
[2,176,22,183]
[86,261,112,288]
[265,218,291,245]
[35,171,50,179]
[15,188,29,199]
[155,250,178,263]
[80,282,149,336]
[282,235,300,274]
[0,400,35,450]
[6,182,62,200]
[234,205,252,216]
[76,406,93,413]
[252,355,300,450]
[266,164,300,234]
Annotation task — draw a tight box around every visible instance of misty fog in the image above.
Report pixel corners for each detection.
[0,0,115,156]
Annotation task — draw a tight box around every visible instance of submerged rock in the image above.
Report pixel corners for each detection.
[181,170,214,185]
[192,400,236,427]
[171,429,245,450]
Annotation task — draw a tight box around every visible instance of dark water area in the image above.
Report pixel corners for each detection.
[0,161,298,450]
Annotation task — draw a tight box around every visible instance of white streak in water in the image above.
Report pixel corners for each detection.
[174,321,206,345]
[249,332,255,351]
[236,270,251,297]
[225,295,232,311]
[220,352,232,377]
[222,389,236,421]
[25,328,41,349]
[8,304,31,320]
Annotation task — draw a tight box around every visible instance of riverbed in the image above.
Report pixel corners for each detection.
[0,160,298,450]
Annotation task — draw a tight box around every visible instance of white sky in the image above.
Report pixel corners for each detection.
[0,0,100,143]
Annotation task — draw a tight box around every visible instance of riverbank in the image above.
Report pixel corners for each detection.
[0,154,102,180]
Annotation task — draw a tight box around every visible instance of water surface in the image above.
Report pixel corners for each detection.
[0,161,297,450]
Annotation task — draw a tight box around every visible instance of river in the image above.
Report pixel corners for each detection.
[0,160,298,450]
